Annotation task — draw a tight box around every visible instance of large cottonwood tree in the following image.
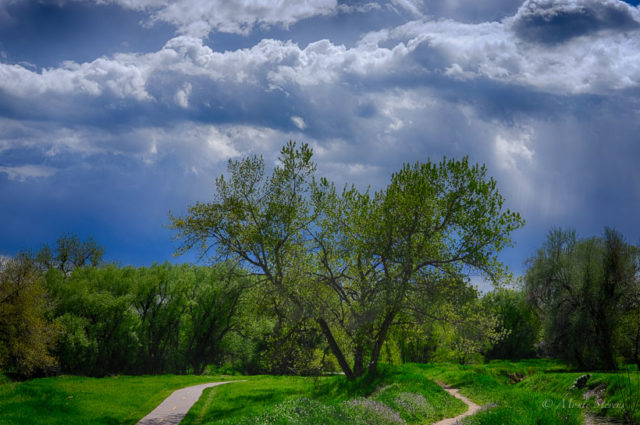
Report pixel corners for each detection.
[171,142,523,378]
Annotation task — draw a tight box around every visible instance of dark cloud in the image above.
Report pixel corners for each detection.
[0,1,174,68]
[511,0,640,44]
[425,0,522,23]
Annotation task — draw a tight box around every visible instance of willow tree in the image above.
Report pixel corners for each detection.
[171,141,523,378]
[525,228,639,370]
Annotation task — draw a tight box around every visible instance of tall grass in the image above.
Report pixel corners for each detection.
[414,361,584,425]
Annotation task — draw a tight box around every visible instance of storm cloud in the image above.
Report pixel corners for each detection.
[511,0,640,44]
[1,0,639,273]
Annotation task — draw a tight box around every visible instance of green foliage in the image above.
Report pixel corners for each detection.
[445,296,507,365]
[0,255,59,377]
[525,228,640,370]
[395,277,508,365]
[47,265,139,375]
[258,319,330,375]
[171,142,524,379]
[178,263,248,374]
[618,306,640,371]
[35,234,104,274]
[133,263,185,374]
[483,287,541,360]
[46,262,249,376]
[312,155,523,376]
[392,323,438,364]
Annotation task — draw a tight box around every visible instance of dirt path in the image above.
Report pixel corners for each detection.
[432,382,482,425]
[136,381,245,425]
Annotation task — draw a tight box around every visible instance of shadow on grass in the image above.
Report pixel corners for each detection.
[311,364,396,401]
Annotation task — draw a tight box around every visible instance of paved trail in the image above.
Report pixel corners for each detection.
[136,381,244,425]
[433,382,482,425]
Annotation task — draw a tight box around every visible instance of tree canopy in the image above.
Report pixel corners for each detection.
[171,141,524,378]
[525,228,640,370]
[0,254,59,376]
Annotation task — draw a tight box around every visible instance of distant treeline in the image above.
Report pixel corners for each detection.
[0,238,252,376]
[1,227,640,379]
[0,234,367,377]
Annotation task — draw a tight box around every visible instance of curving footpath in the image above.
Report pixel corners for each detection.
[136,379,479,425]
[433,382,482,425]
[136,381,245,425]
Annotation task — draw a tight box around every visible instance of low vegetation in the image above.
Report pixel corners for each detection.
[0,374,230,425]
[0,368,466,425]
[183,366,466,425]
[3,361,639,425]
[418,360,640,425]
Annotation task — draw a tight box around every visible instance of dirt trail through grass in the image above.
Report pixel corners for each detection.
[433,382,482,425]
[136,381,245,425]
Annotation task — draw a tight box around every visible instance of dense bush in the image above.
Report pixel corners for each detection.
[525,228,640,370]
[45,262,250,376]
[483,288,540,361]
[0,254,59,377]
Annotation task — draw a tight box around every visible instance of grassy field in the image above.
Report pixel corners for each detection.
[0,368,465,425]
[182,366,466,425]
[0,374,231,425]
[1,361,639,425]
[417,360,638,424]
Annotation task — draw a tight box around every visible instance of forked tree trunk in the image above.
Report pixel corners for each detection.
[317,311,397,379]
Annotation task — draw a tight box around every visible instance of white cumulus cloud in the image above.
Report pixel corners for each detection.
[494,130,535,171]
[96,0,338,37]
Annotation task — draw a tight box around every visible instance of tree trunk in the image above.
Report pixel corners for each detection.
[595,310,617,370]
[368,311,396,374]
[317,318,355,379]
[353,344,364,377]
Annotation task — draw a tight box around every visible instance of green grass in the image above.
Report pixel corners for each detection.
[3,361,639,425]
[0,369,465,425]
[0,374,233,425]
[183,366,466,425]
[414,360,585,425]
[415,360,640,425]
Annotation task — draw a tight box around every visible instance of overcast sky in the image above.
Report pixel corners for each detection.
[1,0,640,281]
